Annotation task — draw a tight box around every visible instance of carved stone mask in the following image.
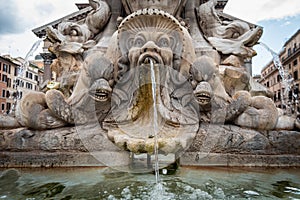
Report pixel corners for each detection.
[128,31,174,68]
[118,9,184,70]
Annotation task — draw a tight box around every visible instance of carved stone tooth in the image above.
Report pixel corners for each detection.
[144,57,150,64]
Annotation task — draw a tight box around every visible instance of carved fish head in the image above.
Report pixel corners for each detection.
[47,22,92,44]
[85,54,114,102]
[89,79,112,102]
[194,81,213,106]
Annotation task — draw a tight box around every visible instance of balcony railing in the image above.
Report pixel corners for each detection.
[282,46,300,64]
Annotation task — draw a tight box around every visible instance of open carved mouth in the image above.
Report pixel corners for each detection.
[89,89,110,102]
[138,53,163,66]
[194,92,211,105]
[242,27,263,47]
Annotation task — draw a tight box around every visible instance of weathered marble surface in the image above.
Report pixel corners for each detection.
[1,125,299,167]
[1,0,299,166]
[0,125,130,167]
[188,124,300,155]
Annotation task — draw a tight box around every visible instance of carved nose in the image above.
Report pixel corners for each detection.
[141,41,160,53]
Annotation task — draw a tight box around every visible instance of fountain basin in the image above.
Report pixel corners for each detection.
[1,124,300,168]
[0,166,300,199]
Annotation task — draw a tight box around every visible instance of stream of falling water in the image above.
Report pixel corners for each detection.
[259,42,294,111]
[149,59,160,184]
[149,59,171,199]
[11,38,44,115]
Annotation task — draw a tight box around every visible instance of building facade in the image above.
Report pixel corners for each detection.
[0,56,19,114]
[259,29,300,111]
[0,55,42,114]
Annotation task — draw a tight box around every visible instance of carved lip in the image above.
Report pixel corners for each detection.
[243,27,263,47]
[46,26,65,43]
[194,92,211,105]
[89,89,110,102]
[138,53,163,66]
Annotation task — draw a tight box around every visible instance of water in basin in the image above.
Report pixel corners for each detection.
[0,167,300,199]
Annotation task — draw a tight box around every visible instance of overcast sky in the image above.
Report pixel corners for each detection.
[0,0,300,75]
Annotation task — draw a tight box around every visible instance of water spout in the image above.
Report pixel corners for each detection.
[149,58,160,184]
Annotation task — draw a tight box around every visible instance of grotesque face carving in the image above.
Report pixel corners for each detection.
[117,9,186,71]
[86,55,114,103]
[103,9,199,155]
[194,82,213,106]
[128,31,174,68]
[190,56,218,107]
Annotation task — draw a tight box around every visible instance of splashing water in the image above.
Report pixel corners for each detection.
[21,38,44,76]
[2,166,300,199]
[259,42,295,111]
[149,58,160,184]
[10,38,44,115]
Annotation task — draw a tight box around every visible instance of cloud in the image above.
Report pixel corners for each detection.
[0,0,87,58]
[282,21,291,26]
[224,0,300,23]
[34,2,55,17]
[0,1,27,34]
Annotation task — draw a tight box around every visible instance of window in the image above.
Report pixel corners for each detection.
[277,75,281,82]
[26,82,33,89]
[294,84,299,95]
[2,90,5,98]
[6,103,11,113]
[1,103,5,111]
[34,75,38,82]
[278,91,281,100]
[288,48,292,56]
[14,67,18,76]
[7,78,11,87]
[294,43,297,53]
[2,74,7,82]
[294,70,298,80]
[3,64,7,72]
[6,91,9,98]
[293,59,298,66]
[289,64,291,69]
[29,73,32,79]
[266,81,269,87]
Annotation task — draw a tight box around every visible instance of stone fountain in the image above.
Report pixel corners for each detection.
[1,0,300,169]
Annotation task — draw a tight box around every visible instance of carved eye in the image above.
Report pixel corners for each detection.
[158,37,170,48]
[134,36,145,47]
[232,32,240,39]
[69,25,82,36]
[70,29,78,36]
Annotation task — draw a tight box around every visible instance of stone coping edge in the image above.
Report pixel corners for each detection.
[181,152,300,167]
[1,151,300,168]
